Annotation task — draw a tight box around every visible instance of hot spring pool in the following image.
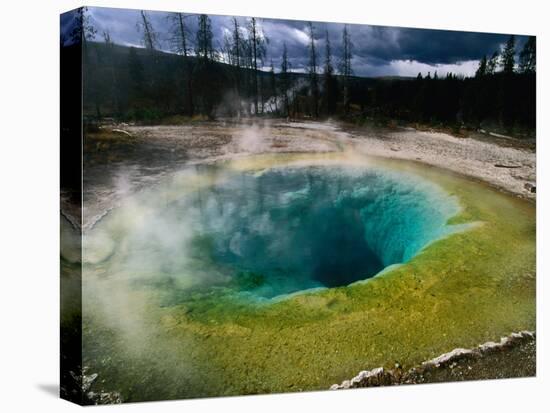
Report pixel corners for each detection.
[77,154,535,401]
[83,162,467,300]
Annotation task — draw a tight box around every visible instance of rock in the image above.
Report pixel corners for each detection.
[422,348,473,368]
[494,163,521,168]
[112,128,132,137]
[80,367,123,405]
[352,367,384,387]
[87,391,123,405]
[524,182,536,193]
[82,373,98,392]
[331,367,392,389]
[329,331,536,391]
[478,341,501,352]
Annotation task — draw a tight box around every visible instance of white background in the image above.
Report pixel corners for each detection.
[0,0,547,411]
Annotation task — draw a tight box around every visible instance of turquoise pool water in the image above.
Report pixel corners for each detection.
[101,164,463,300]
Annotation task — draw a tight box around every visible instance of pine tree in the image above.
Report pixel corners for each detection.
[74,7,98,117]
[280,43,291,117]
[500,35,516,74]
[168,13,194,115]
[475,55,487,77]
[232,17,242,105]
[195,14,215,61]
[138,10,158,50]
[250,18,259,114]
[246,18,267,115]
[168,13,189,57]
[307,22,319,117]
[487,51,499,75]
[323,30,336,116]
[519,36,536,74]
[70,7,97,51]
[232,18,242,67]
[194,14,218,116]
[339,25,353,115]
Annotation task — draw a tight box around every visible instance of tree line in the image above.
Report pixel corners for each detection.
[73,9,356,121]
[365,35,535,133]
[69,8,535,133]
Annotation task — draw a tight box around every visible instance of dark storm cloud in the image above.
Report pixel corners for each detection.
[64,6,529,77]
[387,27,511,64]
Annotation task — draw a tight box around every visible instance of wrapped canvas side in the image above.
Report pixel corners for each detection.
[60,8,84,406]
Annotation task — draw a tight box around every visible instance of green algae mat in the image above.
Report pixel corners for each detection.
[77,153,535,401]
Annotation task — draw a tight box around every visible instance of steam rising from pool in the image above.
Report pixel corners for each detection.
[83,163,467,302]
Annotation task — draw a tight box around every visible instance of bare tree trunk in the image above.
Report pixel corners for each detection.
[252,18,259,115]
[140,11,156,50]
[308,22,319,118]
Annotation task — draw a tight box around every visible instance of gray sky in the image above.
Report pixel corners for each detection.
[61,6,529,77]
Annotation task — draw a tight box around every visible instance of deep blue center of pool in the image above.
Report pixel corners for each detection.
[157,165,460,299]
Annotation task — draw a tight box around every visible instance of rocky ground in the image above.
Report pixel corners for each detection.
[330,331,536,389]
[341,123,536,199]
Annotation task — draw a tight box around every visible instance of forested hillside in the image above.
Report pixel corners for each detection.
[68,10,535,134]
